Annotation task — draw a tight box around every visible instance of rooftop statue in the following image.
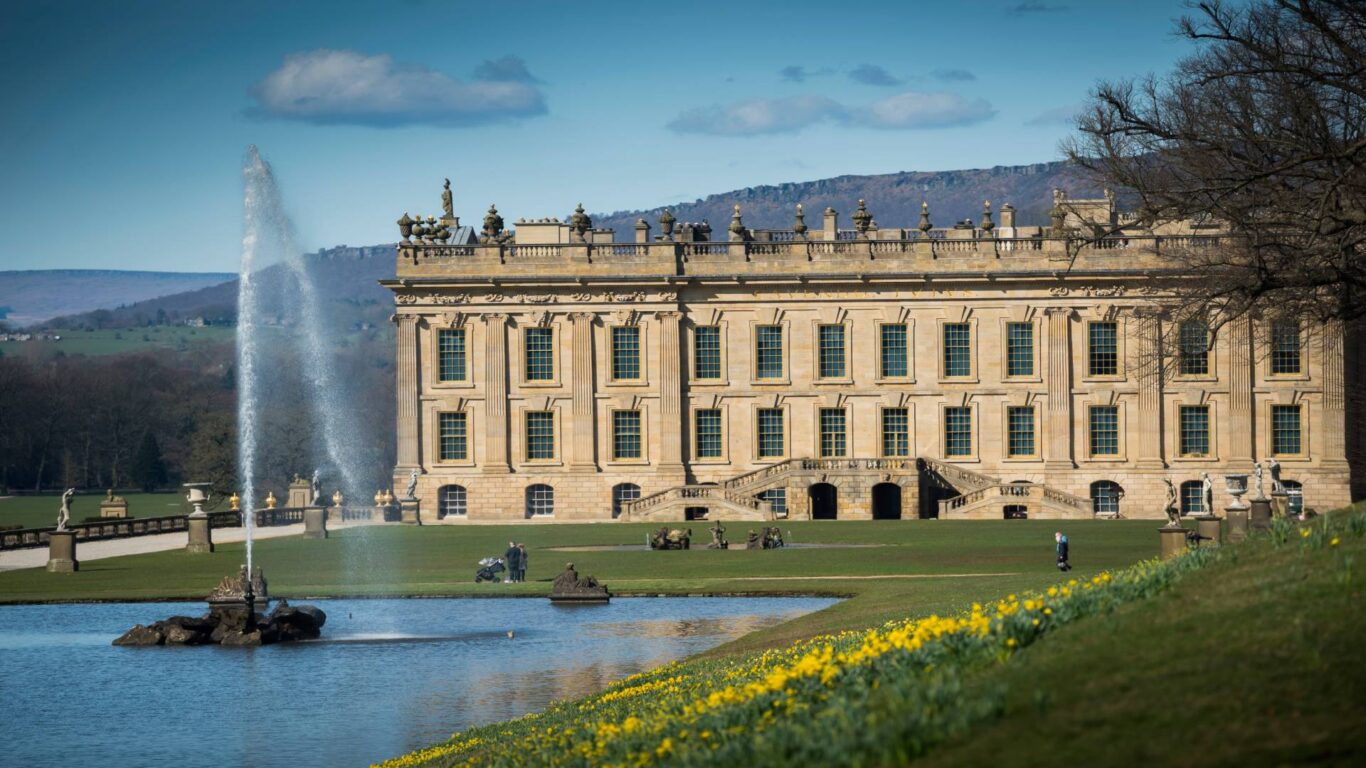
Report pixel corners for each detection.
[441,178,454,219]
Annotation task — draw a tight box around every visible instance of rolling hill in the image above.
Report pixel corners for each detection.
[0,270,235,327]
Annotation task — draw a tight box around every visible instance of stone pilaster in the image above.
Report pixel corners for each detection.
[1322,320,1349,469]
[1044,307,1074,469]
[656,310,685,476]
[1228,316,1254,464]
[393,313,421,472]
[1135,310,1165,468]
[482,313,511,474]
[570,312,597,471]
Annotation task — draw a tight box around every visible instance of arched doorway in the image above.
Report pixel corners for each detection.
[1090,480,1123,517]
[872,483,902,520]
[808,483,838,520]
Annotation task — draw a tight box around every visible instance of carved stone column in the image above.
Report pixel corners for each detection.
[1044,307,1074,469]
[570,312,597,471]
[656,310,685,477]
[1228,315,1254,464]
[482,314,511,474]
[393,313,421,472]
[1322,320,1349,469]
[1135,310,1165,468]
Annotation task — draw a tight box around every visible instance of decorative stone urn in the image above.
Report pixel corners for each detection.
[1224,474,1249,510]
[184,482,212,518]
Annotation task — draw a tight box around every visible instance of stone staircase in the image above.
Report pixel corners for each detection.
[938,481,1093,519]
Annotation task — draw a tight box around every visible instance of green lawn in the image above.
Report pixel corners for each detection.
[0,326,235,358]
[0,492,191,529]
[0,520,1156,650]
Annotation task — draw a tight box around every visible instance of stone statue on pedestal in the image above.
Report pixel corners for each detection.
[1268,458,1284,494]
[56,488,74,532]
[1254,462,1266,499]
[708,521,728,549]
[1163,478,1181,527]
[310,469,322,506]
[405,469,419,500]
[1201,473,1214,516]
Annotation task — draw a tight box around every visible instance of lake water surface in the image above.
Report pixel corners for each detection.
[0,596,835,768]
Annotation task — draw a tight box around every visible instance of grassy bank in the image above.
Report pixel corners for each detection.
[0,492,191,529]
[0,520,1155,650]
[376,511,1366,767]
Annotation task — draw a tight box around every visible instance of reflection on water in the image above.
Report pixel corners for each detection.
[0,596,833,768]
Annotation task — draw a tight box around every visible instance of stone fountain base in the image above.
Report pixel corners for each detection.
[113,566,326,647]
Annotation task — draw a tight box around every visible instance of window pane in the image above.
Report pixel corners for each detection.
[880,324,908,378]
[819,408,847,458]
[439,485,467,518]
[755,325,784,379]
[1271,321,1301,374]
[1004,322,1034,377]
[1180,481,1205,515]
[695,409,723,458]
[438,329,467,382]
[1088,322,1118,376]
[1089,406,1119,456]
[694,326,722,380]
[757,488,786,516]
[757,408,785,458]
[944,406,972,457]
[1007,406,1035,457]
[943,323,972,378]
[612,483,640,518]
[525,328,555,381]
[611,326,641,381]
[1271,405,1302,455]
[1179,405,1210,456]
[526,484,554,516]
[882,407,910,457]
[818,324,846,379]
[438,411,468,461]
[1178,321,1209,376]
[526,411,555,460]
[1091,481,1122,515]
[612,410,642,460]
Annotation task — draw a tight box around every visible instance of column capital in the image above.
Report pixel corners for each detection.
[390,312,421,325]
[568,311,596,324]
[481,312,509,325]
[654,310,683,320]
[1043,306,1074,317]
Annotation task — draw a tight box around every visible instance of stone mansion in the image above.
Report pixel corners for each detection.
[383,188,1361,523]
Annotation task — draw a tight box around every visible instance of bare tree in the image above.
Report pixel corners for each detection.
[1065,0,1366,324]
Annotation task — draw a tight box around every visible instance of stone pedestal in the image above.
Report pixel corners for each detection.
[288,478,312,510]
[1271,491,1290,519]
[371,505,390,523]
[99,498,129,518]
[1226,507,1250,543]
[400,498,421,525]
[1250,498,1273,530]
[186,515,215,553]
[1159,526,1189,559]
[46,530,78,573]
[303,506,328,539]
[1195,515,1222,546]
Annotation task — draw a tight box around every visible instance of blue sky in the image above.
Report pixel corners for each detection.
[0,0,1194,272]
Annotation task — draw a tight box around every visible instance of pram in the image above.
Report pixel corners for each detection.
[475,556,506,583]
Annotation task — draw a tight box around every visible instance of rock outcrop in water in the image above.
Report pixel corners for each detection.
[113,599,326,647]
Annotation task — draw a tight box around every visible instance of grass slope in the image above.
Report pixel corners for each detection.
[0,326,234,358]
[923,517,1366,767]
[0,520,1153,650]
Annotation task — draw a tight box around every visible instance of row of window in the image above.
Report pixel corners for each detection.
[436,482,642,519]
[435,402,1306,463]
[434,320,1307,385]
[1090,477,1303,517]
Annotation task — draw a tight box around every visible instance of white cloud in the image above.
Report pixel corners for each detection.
[249,49,547,127]
[852,91,996,129]
[667,95,846,136]
[1025,102,1084,126]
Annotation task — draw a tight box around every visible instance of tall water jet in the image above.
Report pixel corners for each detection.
[236,147,271,574]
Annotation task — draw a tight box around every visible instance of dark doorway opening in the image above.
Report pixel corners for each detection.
[872,483,902,520]
[808,483,838,520]
[1004,504,1029,519]
[684,507,709,521]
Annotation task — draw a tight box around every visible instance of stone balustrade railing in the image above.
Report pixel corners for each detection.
[938,482,1092,516]
[918,458,1001,493]
[396,234,1227,278]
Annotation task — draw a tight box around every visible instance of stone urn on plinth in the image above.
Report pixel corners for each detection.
[184,482,214,554]
[1224,474,1250,543]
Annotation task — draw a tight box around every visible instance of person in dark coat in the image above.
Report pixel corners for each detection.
[1054,531,1072,572]
[504,541,522,583]
[517,543,528,583]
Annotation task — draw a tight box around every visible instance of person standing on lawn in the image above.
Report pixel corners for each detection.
[517,542,529,583]
[1055,531,1072,571]
[505,541,522,583]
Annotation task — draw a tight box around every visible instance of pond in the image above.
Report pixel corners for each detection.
[0,596,835,768]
